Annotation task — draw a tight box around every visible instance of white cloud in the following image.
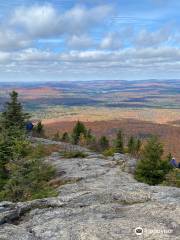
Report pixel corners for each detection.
[0,28,31,51]
[67,35,94,49]
[16,48,58,62]
[135,27,172,47]
[0,2,179,80]
[0,3,112,52]
[1,47,180,80]
[11,5,59,38]
[10,4,113,38]
[100,32,122,49]
[0,51,11,63]
[63,5,113,34]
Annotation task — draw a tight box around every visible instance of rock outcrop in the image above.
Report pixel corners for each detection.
[0,140,180,240]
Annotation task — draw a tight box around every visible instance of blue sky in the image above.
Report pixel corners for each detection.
[0,0,180,81]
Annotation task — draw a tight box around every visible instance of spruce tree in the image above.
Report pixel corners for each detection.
[0,131,12,188]
[0,92,57,201]
[115,130,124,153]
[1,91,29,130]
[61,132,70,142]
[128,136,136,155]
[0,91,29,188]
[135,136,171,185]
[128,137,142,156]
[72,121,87,144]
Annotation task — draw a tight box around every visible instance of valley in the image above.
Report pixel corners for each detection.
[0,79,180,161]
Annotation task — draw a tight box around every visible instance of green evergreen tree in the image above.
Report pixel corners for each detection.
[0,127,29,188]
[0,155,56,202]
[128,137,142,156]
[0,131,12,188]
[99,136,109,151]
[0,91,30,188]
[115,130,124,153]
[128,136,136,154]
[0,91,57,202]
[61,132,70,142]
[1,91,29,130]
[136,139,142,155]
[35,121,44,137]
[135,136,171,185]
[72,121,87,144]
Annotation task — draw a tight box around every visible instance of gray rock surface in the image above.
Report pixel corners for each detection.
[0,141,180,240]
[113,153,137,174]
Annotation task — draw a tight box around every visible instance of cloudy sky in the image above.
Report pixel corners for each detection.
[0,0,180,81]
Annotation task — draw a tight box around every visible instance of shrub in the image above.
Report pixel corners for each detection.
[0,157,57,202]
[103,147,115,157]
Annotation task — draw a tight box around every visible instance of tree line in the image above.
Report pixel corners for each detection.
[52,122,142,157]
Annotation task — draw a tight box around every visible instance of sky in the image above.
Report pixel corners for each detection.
[0,0,180,81]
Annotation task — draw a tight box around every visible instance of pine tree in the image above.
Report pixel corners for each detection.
[1,91,29,130]
[128,137,142,156]
[61,132,70,142]
[135,136,171,185]
[115,130,124,153]
[136,139,142,155]
[72,121,87,144]
[128,136,136,154]
[99,136,109,151]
